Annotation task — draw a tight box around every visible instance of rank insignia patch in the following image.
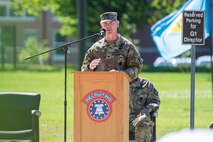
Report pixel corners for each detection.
[83,90,116,122]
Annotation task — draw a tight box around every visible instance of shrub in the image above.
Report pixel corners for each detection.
[19,38,49,65]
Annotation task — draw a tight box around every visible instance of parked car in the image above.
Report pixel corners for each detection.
[176,57,191,66]
[153,57,177,67]
[196,55,213,67]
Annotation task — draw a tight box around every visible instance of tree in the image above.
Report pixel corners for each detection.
[12,0,187,40]
[11,0,77,36]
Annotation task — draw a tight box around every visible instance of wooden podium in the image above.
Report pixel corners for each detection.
[74,72,130,142]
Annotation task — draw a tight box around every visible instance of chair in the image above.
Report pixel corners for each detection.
[0,92,41,142]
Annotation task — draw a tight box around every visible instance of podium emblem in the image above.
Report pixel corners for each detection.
[83,90,116,122]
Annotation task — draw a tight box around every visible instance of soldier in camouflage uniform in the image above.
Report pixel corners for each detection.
[81,12,143,81]
[130,77,160,142]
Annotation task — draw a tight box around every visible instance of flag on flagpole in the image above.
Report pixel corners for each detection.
[151,0,210,59]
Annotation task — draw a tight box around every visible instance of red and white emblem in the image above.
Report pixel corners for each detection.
[83,90,116,122]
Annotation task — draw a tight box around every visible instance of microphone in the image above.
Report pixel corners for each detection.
[97,28,106,37]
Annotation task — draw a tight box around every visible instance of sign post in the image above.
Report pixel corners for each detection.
[182,10,205,129]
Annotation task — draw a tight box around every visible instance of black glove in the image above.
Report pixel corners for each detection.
[140,107,150,118]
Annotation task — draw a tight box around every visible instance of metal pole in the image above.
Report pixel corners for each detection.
[24,28,99,142]
[64,47,68,142]
[77,0,87,70]
[1,26,5,69]
[190,45,196,129]
[13,25,16,69]
[0,27,4,69]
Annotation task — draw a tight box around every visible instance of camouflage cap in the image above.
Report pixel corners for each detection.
[100,12,118,23]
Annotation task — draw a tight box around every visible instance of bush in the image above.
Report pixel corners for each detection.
[19,38,49,65]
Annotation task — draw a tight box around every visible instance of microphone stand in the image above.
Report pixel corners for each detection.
[25,32,101,142]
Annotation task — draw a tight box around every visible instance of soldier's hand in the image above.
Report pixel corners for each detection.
[140,107,150,118]
[142,80,151,88]
[132,114,146,127]
[89,58,101,70]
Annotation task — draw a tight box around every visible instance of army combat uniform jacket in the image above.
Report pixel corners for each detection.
[129,77,160,125]
[81,35,143,81]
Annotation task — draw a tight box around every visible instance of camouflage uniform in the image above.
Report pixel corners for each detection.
[81,35,143,80]
[129,77,160,142]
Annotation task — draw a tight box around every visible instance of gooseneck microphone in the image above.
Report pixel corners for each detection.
[97,28,106,37]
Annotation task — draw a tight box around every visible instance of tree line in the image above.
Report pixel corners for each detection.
[12,0,187,39]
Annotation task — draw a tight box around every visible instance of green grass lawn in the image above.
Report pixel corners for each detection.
[0,68,212,141]
[140,72,213,138]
